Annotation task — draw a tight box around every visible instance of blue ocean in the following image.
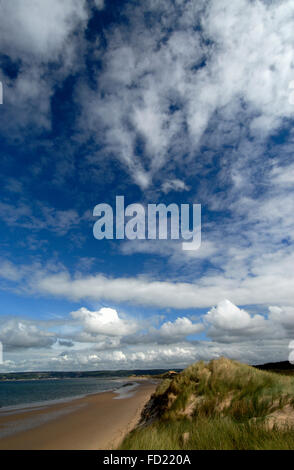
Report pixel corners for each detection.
[0,377,131,409]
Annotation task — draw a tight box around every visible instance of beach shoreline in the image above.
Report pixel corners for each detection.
[0,380,157,450]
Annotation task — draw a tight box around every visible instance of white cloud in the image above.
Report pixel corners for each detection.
[71,307,137,336]
[0,260,23,282]
[0,201,85,236]
[205,299,266,331]
[0,299,293,372]
[0,0,89,133]
[122,316,204,345]
[0,0,88,58]
[2,336,291,372]
[203,299,294,345]
[1,256,294,310]
[79,0,294,188]
[33,260,294,309]
[204,299,270,342]
[271,163,294,187]
[269,305,294,333]
[93,0,105,11]
[120,239,218,263]
[161,179,190,194]
[159,317,204,338]
[0,318,56,349]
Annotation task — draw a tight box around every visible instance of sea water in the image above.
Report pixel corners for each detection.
[0,377,136,410]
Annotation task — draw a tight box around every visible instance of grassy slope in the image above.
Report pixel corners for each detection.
[120,358,294,450]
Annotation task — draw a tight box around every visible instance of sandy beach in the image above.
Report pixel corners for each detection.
[0,381,157,450]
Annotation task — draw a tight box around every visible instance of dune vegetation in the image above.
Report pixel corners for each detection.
[119,358,294,450]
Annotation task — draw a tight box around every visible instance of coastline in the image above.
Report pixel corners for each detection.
[0,379,140,412]
[0,381,157,450]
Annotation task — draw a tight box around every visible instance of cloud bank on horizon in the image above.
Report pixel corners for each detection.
[0,0,294,371]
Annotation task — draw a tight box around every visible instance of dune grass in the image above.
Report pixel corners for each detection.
[120,416,294,450]
[119,358,294,450]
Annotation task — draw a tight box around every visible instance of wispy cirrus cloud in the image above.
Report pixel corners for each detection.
[0,200,89,236]
[78,0,294,188]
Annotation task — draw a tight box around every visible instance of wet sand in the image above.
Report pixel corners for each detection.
[0,381,157,450]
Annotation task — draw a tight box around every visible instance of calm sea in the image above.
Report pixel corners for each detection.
[0,377,133,410]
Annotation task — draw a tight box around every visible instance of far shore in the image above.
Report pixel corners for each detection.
[0,375,146,383]
[0,380,157,450]
[0,374,158,383]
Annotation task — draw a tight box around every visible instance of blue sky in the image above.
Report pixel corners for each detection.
[0,0,294,371]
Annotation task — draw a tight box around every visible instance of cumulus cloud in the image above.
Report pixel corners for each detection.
[159,317,204,339]
[122,316,204,345]
[2,336,291,372]
[204,299,269,342]
[205,299,265,331]
[203,299,294,345]
[0,318,56,349]
[0,298,293,372]
[71,307,137,336]
[269,306,294,334]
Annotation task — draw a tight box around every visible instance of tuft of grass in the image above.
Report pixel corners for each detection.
[120,417,294,450]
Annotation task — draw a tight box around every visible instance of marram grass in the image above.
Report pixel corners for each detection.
[119,358,294,450]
